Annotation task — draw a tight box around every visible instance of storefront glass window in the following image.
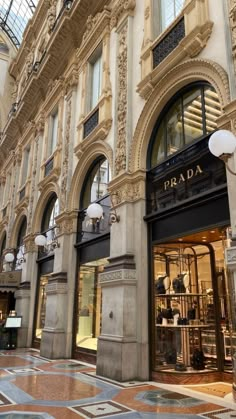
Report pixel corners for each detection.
[150,84,221,168]
[152,227,232,374]
[35,275,48,340]
[76,258,108,352]
[15,217,27,271]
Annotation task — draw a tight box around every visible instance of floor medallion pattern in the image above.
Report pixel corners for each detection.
[0,350,235,419]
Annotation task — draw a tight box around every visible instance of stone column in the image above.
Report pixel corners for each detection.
[96,171,149,381]
[40,272,67,359]
[40,210,78,359]
[14,282,30,347]
[97,254,137,381]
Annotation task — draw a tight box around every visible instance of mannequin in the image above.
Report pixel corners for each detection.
[155,274,170,294]
[172,273,186,293]
[182,271,190,293]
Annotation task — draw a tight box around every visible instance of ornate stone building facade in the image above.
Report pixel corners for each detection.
[1,0,236,390]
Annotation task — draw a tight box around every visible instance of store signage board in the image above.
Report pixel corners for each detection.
[5,317,22,328]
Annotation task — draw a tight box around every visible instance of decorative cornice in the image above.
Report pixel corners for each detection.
[46,282,68,295]
[226,246,236,269]
[55,210,78,235]
[99,269,137,286]
[76,8,111,62]
[109,170,146,205]
[24,234,38,253]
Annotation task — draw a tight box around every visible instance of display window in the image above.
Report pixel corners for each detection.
[35,275,48,340]
[75,258,108,353]
[152,227,233,374]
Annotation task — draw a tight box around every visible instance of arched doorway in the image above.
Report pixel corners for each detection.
[146,82,231,383]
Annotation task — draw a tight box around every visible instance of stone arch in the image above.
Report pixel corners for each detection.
[10,212,27,248]
[31,182,60,234]
[129,59,230,172]
[68,140,113,211]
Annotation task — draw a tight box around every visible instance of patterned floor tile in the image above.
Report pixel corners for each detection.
[6,368,43,375]
[185,384,232,399]
[70,401,132,418]
[0,358,31,368]
[82,372,148,389]
[0,392,15,406]
[202,408,236,418]
[12,374,101,401]
[0,412,53,418]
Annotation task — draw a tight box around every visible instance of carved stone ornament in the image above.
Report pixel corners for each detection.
[47,0,57,32]
[55,210,78,235]
[229,0,236,75]
[111,0,136,29]
[64,69,78,95]
[60,99,71,211]
[46,282,68,295]
[109,170,146,205]
[24,47,35,79]
[115,22,128,176]
[23,234,38,253]
[99,269,136,285]
[83,13,102,43]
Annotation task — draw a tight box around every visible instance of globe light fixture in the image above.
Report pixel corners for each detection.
[4,252,15,263]
[209,130,236,175]
[34,234,47,247]
[87,203,103,219]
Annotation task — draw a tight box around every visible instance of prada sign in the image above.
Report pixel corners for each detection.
[0,271,21,287]
[164,165,203,191]
[146,137,227,215]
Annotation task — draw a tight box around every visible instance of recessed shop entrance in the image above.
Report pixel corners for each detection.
[151,226,234,383]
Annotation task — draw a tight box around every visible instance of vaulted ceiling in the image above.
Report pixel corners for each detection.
[0,0,38,48]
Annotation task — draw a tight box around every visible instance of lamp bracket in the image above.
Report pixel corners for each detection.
[219,153,236,176]
[109,193,120,224]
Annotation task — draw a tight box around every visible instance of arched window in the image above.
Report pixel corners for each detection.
[154,0,185,37]
[15,217,27,270]
[41,194,59,244]
[148,83,221,169]
[80,157,110,209]
[41,194,59,231]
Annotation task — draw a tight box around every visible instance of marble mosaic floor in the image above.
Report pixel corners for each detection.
[0,349,235,419]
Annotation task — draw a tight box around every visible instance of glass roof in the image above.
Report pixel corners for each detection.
[0,0,38,48]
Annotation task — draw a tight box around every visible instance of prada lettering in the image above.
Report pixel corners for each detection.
[164,165,203,191]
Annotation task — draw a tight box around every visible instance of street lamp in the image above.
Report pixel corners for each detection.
[209,130,236,175]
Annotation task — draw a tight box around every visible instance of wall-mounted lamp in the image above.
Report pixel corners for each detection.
[35,234,47,247]
[4,252,15,263]
[64,0,73,10]
[86,195,120,226]
[4,246,26,268]
[87,203,103,220]
[34,228,60,252]
[209,130,236,175]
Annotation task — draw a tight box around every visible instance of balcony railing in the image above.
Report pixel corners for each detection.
[44,157,54,177]
[19,187,26,201]
[153,17,185,68]
[83,109,99,139]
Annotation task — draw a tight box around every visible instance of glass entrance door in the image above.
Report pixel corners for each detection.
[74,258,107,357]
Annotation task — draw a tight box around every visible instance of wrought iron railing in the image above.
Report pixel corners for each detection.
[83,109,99,139]
[153,17,185,68]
